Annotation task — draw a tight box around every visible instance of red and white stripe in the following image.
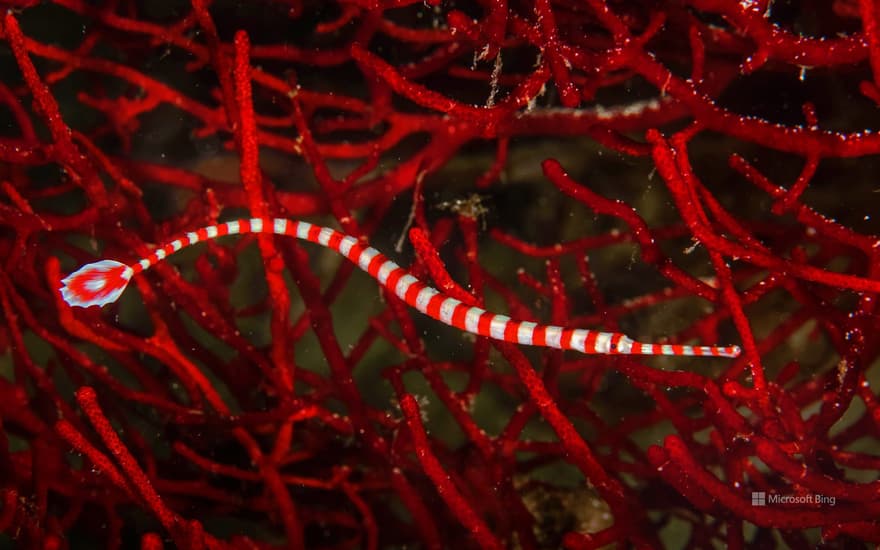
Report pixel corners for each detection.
[62,217,741,358]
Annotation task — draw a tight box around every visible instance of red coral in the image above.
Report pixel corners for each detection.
[0,1,879,548]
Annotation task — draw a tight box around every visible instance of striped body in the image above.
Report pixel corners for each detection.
[61,217,741,358]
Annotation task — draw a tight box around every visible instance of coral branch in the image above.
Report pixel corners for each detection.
[398,393,503,550]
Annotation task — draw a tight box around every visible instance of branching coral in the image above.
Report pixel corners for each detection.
[0,0,878,548]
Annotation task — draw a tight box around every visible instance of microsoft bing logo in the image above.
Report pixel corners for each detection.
[750,491,836,506]
[751,492,766,506]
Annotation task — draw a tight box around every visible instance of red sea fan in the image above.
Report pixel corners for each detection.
[0,1,879,548]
